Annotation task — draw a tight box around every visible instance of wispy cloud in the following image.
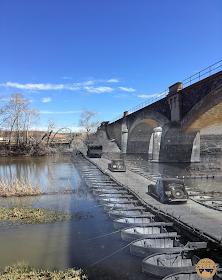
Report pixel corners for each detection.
[42,97,51,103]
[0,81,89,91]
[114,94,129,98]
[62,77,73,79]
[2,82,65,90]
[118,87,136,92]
[137,95,150,98]
[74,80,95,86]
[136,94,157,98]
[84,86,114,93]
[40,110,81,114]
[0,80,137,95]
[107,79,119,83]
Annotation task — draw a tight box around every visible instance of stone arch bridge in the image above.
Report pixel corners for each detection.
[100,70,222,163]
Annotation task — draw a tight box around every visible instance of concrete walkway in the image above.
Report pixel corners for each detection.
[90,157,222,247]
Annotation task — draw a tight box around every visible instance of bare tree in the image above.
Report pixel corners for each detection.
[50,127,70,144]
[78,108,100,143]
[0,93,40,146]
[41,118,56,145]
[25,108,40,143]
[2,93,30,145]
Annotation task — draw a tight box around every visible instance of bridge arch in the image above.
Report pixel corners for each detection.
[127,110,169,155]
[159,84,222,162]
[181,84,222,133]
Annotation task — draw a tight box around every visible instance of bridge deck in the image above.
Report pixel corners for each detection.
[90,158,222,245]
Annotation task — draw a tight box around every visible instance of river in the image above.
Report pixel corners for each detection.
[0,154,221,279]
[0,155,151,280]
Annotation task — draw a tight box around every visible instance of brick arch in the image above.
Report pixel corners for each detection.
[159,84,222,162]
[181,84,222,133]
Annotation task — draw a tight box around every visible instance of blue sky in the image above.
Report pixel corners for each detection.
[0,0,221,131]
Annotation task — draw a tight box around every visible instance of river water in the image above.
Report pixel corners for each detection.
[0,154,221,279]
[0,155,150,280]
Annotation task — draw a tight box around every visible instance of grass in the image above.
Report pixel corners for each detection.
[0,206,73,225]
[0,260,88,279]
[0,175,83,197]
[0,206,95,225]
[0,176,43,197]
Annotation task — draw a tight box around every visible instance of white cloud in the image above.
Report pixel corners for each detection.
[118,87,136,92]
[2,82,65,90]
[137,94,157,98]
[0,80,138,95]
[84,86,114,93]
[107,79,119,83]
[40,110,81,114]
[73,80,95,86]
[42,97,51,102]
[0,81,90,91]
[68,86,80,91]
[114,94,129,98]
[137,95,150,98]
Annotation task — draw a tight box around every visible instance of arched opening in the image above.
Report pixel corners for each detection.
[127,119,160,154]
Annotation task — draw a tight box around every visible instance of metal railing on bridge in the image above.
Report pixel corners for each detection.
[109,60,222,124]
[182,60,222,87]
[109,90,169,123]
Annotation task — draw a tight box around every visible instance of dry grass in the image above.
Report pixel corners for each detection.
[0,206,73,225]
[0,176,43,197]
[1,260,88,279]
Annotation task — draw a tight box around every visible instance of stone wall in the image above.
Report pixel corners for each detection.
[200,134,222,158]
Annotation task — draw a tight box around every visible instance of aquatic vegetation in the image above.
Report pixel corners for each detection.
[0,206,95,225]
[0,260,88,279]
[0,206,72,224]
[0,176,43,197]
[0,174,88,199]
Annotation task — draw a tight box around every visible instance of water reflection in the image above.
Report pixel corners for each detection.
[2,154,221,279]
[0,155,151,279]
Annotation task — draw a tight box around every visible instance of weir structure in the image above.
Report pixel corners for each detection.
[100,61,222,163]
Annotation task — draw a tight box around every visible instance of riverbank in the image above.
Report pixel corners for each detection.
[0,142,55,156]
[0,261,87,280]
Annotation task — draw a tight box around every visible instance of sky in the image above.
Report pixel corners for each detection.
[0,0,221,131]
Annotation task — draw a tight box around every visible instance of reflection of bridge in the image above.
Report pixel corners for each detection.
[101,62,222,162]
